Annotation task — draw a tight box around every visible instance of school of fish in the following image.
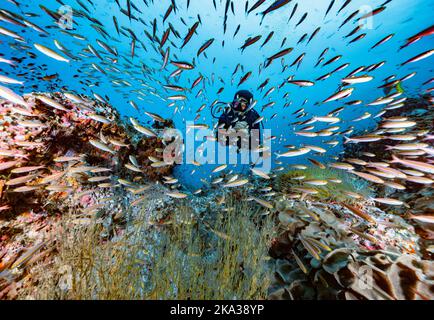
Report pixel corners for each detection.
[0,0,432,214]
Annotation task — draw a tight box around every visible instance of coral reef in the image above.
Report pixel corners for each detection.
[0,92,176,299]
[268,199,433,300]
[274,167,373,204]
[0,92,432,300]
[134,136,173,181]
[341,94,433,260]
[10,190,273,300]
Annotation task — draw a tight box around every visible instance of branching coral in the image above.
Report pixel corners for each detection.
[24,194,274,300]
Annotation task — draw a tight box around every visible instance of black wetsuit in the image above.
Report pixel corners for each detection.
[217,106,262,149]
[218,108,260,131]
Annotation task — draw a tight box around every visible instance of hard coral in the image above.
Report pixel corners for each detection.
[134,136,174,182]
[267,198,431,300]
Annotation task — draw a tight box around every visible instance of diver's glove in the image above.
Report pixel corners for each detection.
[234,121,250,147]
[234,121,248,131]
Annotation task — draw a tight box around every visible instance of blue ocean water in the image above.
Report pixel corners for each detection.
[0,0,433,189]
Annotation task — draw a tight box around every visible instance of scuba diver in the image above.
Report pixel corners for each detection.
[212,90,262,152]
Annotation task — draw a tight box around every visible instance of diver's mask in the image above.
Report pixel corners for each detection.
[232,97,250,113]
